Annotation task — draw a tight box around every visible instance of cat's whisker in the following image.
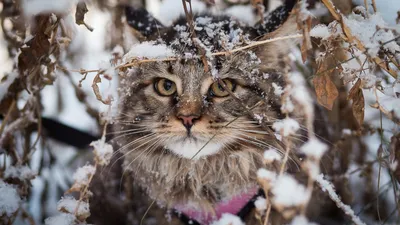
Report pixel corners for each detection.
[136,138,165,168]
[107,127,149,135]
[230,128,271,135]
[111,133,157,158]
[107,130,152,143]
[120,136,165,188]
[104,135,161,179]
[103,133,158,175]
[230,132,299,168]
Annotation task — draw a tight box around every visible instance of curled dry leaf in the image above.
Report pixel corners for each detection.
[92,74,111,105]
[75,2,93,32]
[313,72,338,110]
[347,79,365,127]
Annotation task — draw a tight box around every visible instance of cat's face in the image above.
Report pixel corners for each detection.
[118,55,284,159]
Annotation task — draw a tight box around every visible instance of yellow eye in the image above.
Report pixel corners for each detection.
[209,79,236,97]
[154,78,177,96]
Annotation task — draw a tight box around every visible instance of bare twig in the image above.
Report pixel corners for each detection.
[316,174,367,225]
[116,34,303,69]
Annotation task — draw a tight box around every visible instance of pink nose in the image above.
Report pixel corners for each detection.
[178,115,200,130]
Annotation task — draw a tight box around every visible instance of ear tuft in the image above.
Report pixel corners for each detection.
[255,0,297,35]
[125,6,165,40]
[255,1,299,70]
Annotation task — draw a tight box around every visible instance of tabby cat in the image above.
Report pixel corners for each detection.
[92,1,313,224]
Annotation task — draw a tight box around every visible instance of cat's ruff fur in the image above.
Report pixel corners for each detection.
[113,1,300,223]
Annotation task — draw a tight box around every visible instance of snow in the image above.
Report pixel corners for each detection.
[315,174,366,225]
[271,174,309,207]
[21,0,75,16]
[224,5,257,25]
[0,181,20,217]
[272,82,284,96]
[71,165,96,190]
[254,196,267,212]
[344,10,400,57]
[263,149,282,163]
[290,215,319,225]
[353,0,400,25]
[57,196,90,218]
[0,71,18,102]
[257,168,277,182]
[123,41,176,62]
[300,138,328,160]
[358,72,377,89]
[4,165,36,180]
[44,213,76,225]
[155,0,207,26]
[288,72,314,116]
[342,129,352,135]
[310,25,330,39]
[90,137,113,166]
[272,118,300,137]
[211,213,244,225]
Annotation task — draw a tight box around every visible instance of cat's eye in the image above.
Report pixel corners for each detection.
[154,78,177,96]
[209,79,236,97]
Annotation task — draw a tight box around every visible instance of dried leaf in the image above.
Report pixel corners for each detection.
[92,74,111,105]
[75,2,93,32]
[347,79,365,127]
[313,73,338,110]
[300,17,312,63]
[347,78,362,100]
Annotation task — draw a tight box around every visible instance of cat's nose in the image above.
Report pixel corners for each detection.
[178,115,200,130]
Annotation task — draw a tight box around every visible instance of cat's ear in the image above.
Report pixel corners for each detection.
[125,6,165,41]
[255,0,299,70]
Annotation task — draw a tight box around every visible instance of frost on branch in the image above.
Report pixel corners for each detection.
[271,174,309,209]
[90,137,113,166]
[70,165,96,191]
[263,149,282,164]
[4,165,36,180]
[343,8,400,57]
[254,196,267,214]
[315,174,366,225]
[57,196,90,221]
[44,213,76,225]
[0,181,20,217]
[272,118,300,137]
[300,138,328,160]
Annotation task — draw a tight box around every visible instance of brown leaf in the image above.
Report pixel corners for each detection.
[313,73,339,110]
[300,17,312,63]
[347,78,362,100]
[75,2,93,32]
[18,16,51,74]
[92,74,111,105]
[347,79,365,126]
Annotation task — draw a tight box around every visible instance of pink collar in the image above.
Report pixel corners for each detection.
[175,187,259,224]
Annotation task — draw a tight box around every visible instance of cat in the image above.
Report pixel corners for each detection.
[90,1,309,224]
